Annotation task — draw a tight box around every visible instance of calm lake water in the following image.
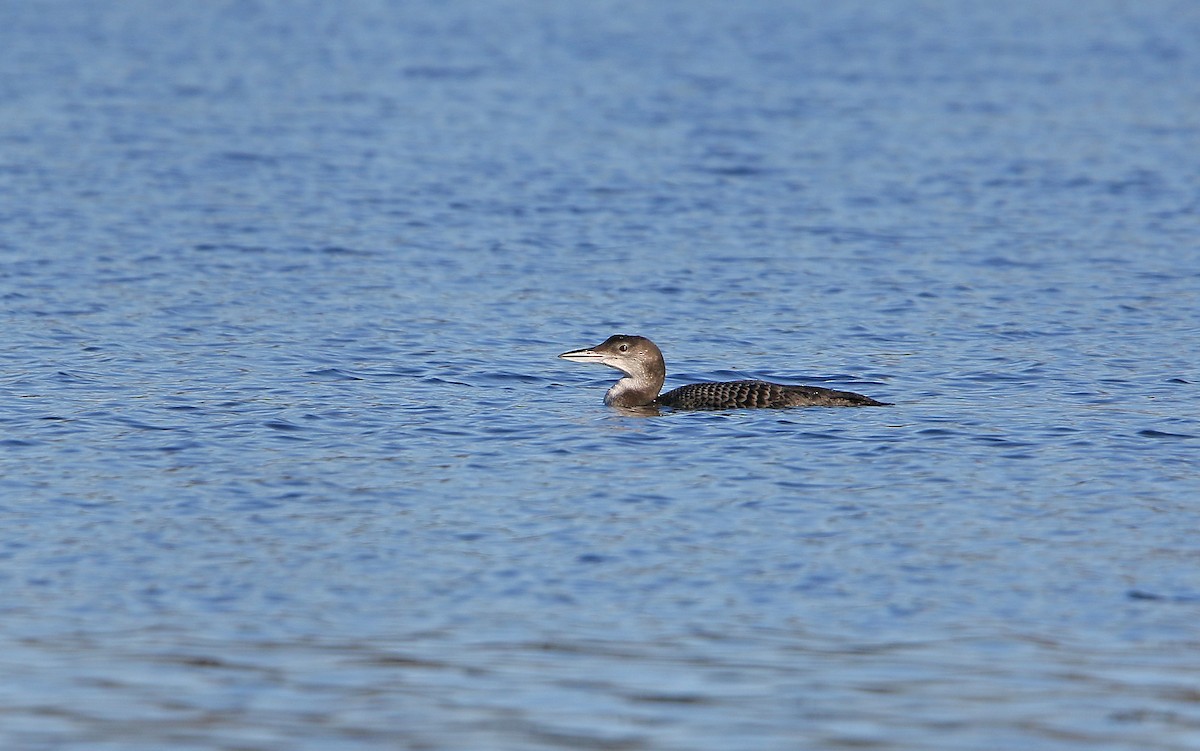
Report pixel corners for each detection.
[2,1,1199,749]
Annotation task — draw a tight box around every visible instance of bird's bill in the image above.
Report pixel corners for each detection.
[558,347,604,362]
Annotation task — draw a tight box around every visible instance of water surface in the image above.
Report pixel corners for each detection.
[2,1,1199,749]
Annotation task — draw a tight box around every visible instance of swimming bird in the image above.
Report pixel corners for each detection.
[559,335,889,410]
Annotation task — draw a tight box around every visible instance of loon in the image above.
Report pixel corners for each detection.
[559,335,890,410]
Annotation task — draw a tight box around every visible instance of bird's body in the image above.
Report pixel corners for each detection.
[559,335,889,410]
[657,380,884,409]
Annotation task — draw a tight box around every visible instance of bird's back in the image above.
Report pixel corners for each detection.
[656,380,889,410]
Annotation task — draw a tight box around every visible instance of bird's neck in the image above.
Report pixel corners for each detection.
[604,372,663,408]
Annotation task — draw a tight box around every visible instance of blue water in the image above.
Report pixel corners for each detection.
[2,1,1199,749]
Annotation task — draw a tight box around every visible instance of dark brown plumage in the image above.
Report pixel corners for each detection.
[559,334,889,410]
[657,380,887,410]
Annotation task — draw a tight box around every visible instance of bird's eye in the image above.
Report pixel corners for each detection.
[618,343,629,352]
